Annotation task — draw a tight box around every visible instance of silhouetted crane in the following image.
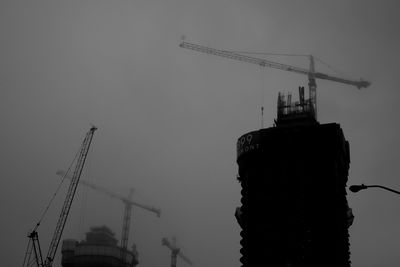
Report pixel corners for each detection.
[56,169,161,262]
[23,126,97,267]
[162,237,193,267]
[180,39,370,120]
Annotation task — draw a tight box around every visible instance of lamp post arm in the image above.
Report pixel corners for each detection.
[367,185,400,196]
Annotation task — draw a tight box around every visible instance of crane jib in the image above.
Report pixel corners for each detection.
[180,41,370,89]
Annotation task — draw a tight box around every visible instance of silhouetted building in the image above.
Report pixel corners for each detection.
[61,226,139,267]
[235,88,351,267]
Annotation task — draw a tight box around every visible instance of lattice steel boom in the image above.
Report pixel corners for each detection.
[44,126,97,266]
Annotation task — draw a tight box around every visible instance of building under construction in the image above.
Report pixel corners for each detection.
[178,38,368,267]
[235,87,352,267]
[61,226,139,267]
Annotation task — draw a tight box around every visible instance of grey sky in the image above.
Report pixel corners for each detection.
[1,1,399,267]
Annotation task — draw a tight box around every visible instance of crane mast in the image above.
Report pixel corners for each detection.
[162,237,193,267]
[121,189,134,252]
[180,40,370,120]
[24,126,97,267]
[120,188,134,267]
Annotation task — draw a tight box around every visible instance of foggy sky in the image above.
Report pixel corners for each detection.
[1,1,400,267]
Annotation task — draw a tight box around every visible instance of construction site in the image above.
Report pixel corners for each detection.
[182,41,368,267]
[23,126,194,267]
[7,1,400,266]
[19,34,372,267]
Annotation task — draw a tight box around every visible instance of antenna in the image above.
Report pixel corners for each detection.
[261,106,264,128]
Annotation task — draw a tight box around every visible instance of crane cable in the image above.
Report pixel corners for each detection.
[32,142,82,232]
[313,56,353,80]
[232,50,353,80]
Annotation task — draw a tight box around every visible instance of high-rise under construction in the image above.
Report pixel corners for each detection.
[235,87,352,267]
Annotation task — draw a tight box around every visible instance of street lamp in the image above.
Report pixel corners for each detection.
[349,184,400,195]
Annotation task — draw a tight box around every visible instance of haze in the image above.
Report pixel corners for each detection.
[1,1,400,267]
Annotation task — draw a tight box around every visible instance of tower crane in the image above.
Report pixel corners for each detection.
[162,237,193,267]
[23,126,97,267]
[179,40,370,120]
[55,170,161,254]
